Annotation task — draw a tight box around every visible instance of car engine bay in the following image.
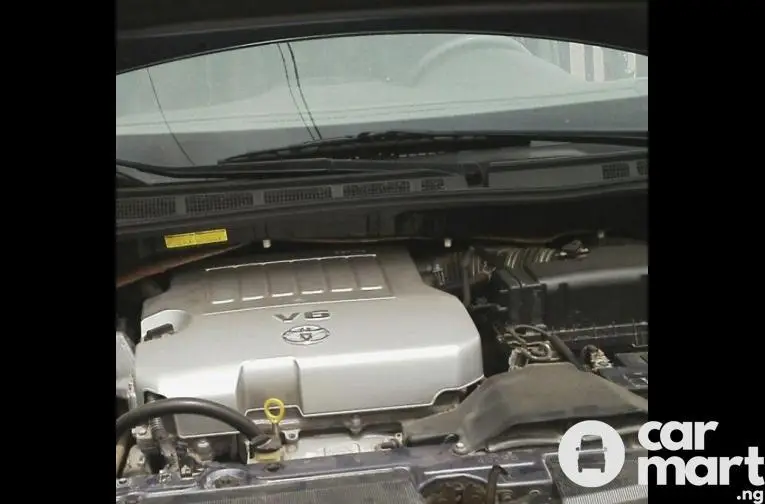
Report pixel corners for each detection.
[115,231,648,500]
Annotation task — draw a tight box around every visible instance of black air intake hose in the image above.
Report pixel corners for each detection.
[495,246,559,269]
[116,397,270,446]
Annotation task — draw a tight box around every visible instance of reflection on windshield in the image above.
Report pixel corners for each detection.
[116,34,647,167]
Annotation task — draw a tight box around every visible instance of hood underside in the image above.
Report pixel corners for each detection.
[116,0,647,73]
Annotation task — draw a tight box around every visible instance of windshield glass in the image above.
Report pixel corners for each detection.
[116,33,647,167]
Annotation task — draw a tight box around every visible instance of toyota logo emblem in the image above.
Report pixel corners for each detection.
[281,325,330,345]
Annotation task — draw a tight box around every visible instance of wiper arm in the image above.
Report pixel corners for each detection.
[115,157,457,181]
[117,130,646,183]
[219,130,648,164]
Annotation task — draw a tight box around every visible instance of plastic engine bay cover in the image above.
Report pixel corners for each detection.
[136,247,484,438]
[402,362,649,452]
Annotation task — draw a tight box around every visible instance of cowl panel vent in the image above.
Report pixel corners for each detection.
[186,192,254,215]
[343,181,411,198]
[421,178,446,192]
[601,162,631,180]
[117,196,176,222]
[264,186,332,205]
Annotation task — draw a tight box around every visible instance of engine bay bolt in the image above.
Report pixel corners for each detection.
[454,441,467,453]
[263,239,272,249]
[432,263,446,287]
[194,439,214,462]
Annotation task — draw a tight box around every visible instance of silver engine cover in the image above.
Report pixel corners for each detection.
[136,247,484,439]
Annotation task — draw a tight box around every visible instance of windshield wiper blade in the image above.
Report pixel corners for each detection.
[116,157,458,181]
[219,130,648,164]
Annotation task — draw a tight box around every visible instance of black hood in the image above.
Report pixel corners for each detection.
[116,0,647,73]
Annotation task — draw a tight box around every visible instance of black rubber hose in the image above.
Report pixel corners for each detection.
[511,324,587,371]
[116,397,269,446]
[460,247,475,307]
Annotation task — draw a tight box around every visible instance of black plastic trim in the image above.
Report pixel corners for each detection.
[116,180,647,240]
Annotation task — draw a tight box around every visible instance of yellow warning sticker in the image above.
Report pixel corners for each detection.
[164,229,228,249]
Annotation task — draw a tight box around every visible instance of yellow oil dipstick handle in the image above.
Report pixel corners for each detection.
[263,398,285,441]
